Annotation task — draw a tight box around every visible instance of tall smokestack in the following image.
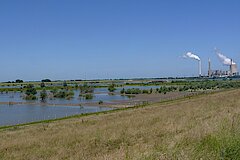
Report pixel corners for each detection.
[183,52,201,77]
[230,59,233,76]
[199,60,202,77]
[208,58,211,77]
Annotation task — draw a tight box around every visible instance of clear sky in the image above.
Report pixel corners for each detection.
[0,0,240,81]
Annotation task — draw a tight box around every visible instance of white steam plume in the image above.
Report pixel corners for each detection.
[215,49,235,65]
[183,51,202,76]
[183,52,201,61]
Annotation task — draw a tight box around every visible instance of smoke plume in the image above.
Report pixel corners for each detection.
[183,52,201,61]
[183,51,202,76]
[215,49,235,65]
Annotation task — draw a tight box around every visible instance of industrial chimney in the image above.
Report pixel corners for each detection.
[183,51,201,77]
[208,58,212,77]
[230,59,233,76]
[199,60,202,77]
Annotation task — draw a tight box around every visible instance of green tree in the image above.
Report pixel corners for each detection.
[25,84,37,96]
[74,83,79,89]
[40,82,45,88]
[40,89,47,102]
[142,89,149,94]
[85,94,93,99]
[63,81,67,87]
[80,83,94,94]
[149,88,153,94]
[120,88,125,94]
[25,84,37,100]
[41,79,51,82]
[53,90,74,99]
[108,83,116,92]
[15,79,23,83]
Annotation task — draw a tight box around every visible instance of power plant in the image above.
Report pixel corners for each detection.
[184,49,238,77]
[208,49,239,77]
[208,58,238,77]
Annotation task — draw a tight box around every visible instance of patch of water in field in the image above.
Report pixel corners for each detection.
[0,90,129,104]
[0,85,22,89]
[47,92,129,105]
[0,86,161,104]
[0,92,25,102]
[0,105,112,126]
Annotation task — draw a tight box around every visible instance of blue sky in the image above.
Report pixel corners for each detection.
[0,0,240,81]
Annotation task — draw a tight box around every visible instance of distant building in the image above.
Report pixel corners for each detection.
[230,63,238,76]
[208,58,238,77]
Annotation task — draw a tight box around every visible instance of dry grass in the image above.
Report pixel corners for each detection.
[1,89,240,159]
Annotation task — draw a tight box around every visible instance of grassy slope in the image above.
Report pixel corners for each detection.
[1,89,240,159]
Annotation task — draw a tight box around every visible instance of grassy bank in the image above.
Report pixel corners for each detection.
[0,90,219,130]
[1,89,240,159]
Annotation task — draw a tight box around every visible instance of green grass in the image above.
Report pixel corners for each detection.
[0,90,218,131]
[1,89,240,159]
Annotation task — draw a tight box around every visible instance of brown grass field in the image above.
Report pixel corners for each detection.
[1,89,240,159]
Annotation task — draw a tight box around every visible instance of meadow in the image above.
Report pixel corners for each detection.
[1,88,240,159]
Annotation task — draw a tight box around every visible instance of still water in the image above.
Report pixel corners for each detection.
[0,105,112,126]
[0,91,130,104]
[0,86,161,127]
[0,86,160,104]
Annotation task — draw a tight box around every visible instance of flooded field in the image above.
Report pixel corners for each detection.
[0,85,194,126]
[0,86,162,104]
[0,90,130,104]
[0,105,112,126]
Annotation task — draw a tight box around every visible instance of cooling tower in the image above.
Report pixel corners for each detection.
[229,59,238,76]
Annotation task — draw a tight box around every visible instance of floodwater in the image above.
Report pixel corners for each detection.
[47,92,129,105]
[0,92,24,102]
[0,86,161,126]
[0,91,130,104]
[0,105,112,126]
[0,86,161,104]
[0,85,22,88]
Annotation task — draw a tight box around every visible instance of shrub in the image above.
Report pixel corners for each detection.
[75,84,79,88]
[142,89,149,94]
[53,90,74,99]
[63,81,67,87]
[40,82,45,88]
[15,79,23,83]
[120,88,125,94]
[149,88,153,94]
[80,83,94,94]
[25,94,37,100]
[25,84,37,96]
[24,84,37,100]
[98,100,103,104]
[40,89,47,101]
[108,84,116,92]
[42,79,51,82]
[125,88,142,94]
[85,94,93,100]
